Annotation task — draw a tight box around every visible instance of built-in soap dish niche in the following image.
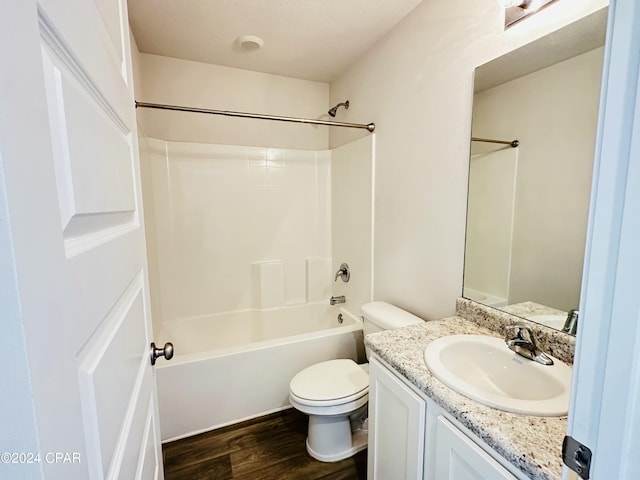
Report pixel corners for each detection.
[251,258,333,309]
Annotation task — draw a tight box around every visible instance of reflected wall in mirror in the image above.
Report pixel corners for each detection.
[463,8,607,334]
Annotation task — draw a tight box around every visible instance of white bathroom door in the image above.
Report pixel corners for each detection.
[0,0,163,479]
[565,0,640,478]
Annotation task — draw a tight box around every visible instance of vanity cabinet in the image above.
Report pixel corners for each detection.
[369,355,524,480]
[368,356,426,479]
[434,416,517,480]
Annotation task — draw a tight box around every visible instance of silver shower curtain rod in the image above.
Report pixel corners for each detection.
[135,101,376,132]
[471,136,519,148]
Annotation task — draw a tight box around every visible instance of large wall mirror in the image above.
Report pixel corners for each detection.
[463,8,607,334]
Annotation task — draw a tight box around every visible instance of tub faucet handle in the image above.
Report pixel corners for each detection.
[334,263,350,282]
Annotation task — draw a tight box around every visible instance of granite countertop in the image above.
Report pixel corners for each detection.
[501,301,567,319]
[365,316,567,480]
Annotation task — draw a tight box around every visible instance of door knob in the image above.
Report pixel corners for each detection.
[150,342,174,365]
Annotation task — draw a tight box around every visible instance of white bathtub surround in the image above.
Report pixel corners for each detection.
[156,305,363,441]
[306,257,332,302]
[331,136,375,311]
[464,148,518,304]
[138,129,165,336]
[252,261,285,309]
[141,136,376,322]
[141,137,376,442]
[143,140,332,319]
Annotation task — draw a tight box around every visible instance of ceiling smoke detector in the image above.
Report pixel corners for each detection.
[236,35,264,51]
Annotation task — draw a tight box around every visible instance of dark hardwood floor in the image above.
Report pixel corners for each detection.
[162,408,367,480]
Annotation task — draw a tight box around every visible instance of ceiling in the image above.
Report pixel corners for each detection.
[127,0,423,83]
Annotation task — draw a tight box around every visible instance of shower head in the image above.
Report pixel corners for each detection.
[328,100,350,117]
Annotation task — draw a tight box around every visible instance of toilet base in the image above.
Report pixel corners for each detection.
[306,425,368,463]
[304,405,368,462]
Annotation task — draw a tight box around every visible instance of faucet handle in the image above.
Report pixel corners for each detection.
[563,309,579,335]
[505,324,554,366]
[334,263,350,282]
[504,324,534,344]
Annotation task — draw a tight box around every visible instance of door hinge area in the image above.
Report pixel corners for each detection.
[563,435,592,479]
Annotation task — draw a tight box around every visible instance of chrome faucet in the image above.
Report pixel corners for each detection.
[330,295,346,305]
[562,309,579,335]
[505,324,554,365]
[334,263,350,282]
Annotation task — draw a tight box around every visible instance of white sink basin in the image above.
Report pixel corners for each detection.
[424,335,572,416]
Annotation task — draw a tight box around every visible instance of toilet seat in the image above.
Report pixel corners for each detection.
[289,359,369,412]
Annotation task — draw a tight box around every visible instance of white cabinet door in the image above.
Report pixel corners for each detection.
[0,0,163,479]
[368,357,426,480]
[435,416,517,480]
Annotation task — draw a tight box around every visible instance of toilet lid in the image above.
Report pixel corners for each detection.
[290,359,369,402]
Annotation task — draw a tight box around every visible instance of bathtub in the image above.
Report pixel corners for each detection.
[155,303,364,441]
[463,287,507,307]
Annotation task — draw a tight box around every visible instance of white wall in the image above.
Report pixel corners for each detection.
[331,136,375,315]
[135,54,330,150]
[472,48,603,311]
[329,0,608,320]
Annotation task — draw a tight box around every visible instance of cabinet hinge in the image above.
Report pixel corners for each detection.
[562,435,592,479]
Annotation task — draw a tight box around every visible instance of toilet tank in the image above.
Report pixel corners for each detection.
[360,301,423,337]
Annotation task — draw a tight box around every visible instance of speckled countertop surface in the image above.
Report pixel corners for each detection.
[365,315,569,480]
[502,301,566,319]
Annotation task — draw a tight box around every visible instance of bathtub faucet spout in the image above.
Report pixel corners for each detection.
[330,295,346,305]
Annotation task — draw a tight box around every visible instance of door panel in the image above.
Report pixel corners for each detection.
[134,399,162,480]
[40,20,136,258]
[117,367,158,480]
[94,0,127,69]
[0,0,163,479]
[77,275,147,477]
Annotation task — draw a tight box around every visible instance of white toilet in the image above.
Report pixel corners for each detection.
[288,301,424,462]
